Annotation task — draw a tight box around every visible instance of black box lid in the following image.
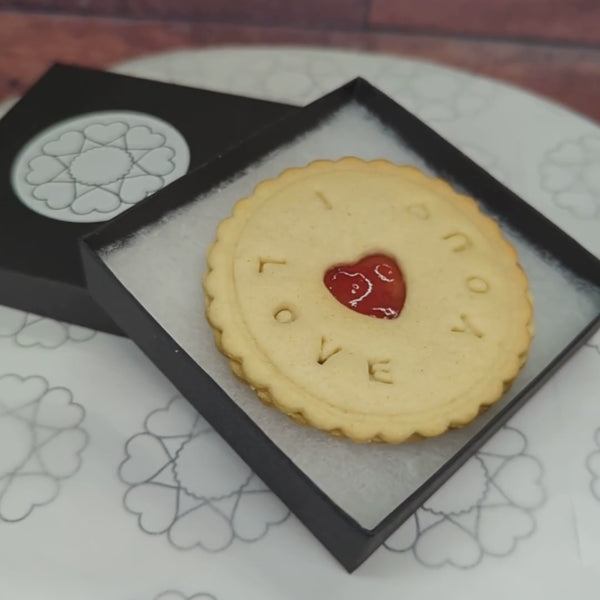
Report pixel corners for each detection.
[0,64,293,333]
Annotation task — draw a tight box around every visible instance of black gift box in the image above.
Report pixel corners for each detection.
[0,64,293,333]
[81,79,600,571]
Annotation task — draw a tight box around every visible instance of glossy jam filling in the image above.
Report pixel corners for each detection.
[324,254,406,319]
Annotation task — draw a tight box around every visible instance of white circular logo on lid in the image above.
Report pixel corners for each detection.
[11,111,190,223]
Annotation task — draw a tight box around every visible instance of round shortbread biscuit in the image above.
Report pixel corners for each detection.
[204,158,533,443]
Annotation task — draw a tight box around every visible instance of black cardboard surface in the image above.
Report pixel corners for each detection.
[0,64,293,333]
[81,79,600,571]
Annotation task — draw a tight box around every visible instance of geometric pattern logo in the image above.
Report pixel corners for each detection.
[385,426,545,568]
[11,111,190,223]
[119,396,289,552]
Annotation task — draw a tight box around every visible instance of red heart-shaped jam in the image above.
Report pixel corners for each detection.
[324,254,406,319]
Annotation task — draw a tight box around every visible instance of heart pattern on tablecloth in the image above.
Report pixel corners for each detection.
[14,316,69,347]
[385,426,545,568]
[586,425,600,502]
[0,473,59,522]
[477,505,535,556]
[173,434,252,500]
[0,306,95,349]
[168,501,235,551]
[230,479,288,541]
[540,135,600,219]
[414,516,483,568]
[0,374,88,522]
[0,418,33,474]
[35,387,84,429]
[119,395,290,552]
[145,395,201,438]
[153,591,217,600]
[126,483,179,534]
[423,457,489,515]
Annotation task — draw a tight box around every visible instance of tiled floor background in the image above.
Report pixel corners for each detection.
[0,1,599,122]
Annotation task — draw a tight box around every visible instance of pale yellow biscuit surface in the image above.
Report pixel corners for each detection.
[204,158,533,443]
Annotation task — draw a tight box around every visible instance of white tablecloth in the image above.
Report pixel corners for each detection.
[1,46,600,599]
